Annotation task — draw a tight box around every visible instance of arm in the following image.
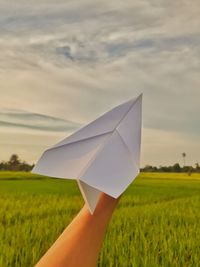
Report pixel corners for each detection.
[35,193,119,267]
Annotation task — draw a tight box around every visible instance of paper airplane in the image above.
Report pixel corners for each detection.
[32,94,142,213]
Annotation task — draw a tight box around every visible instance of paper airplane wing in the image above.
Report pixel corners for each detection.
[32,94,142,213]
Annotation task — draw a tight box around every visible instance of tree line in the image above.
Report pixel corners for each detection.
[141,163,200,174]
[0,154,200,173]
[0,154,34,172]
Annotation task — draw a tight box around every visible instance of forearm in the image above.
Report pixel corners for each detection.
[35,193,119,267]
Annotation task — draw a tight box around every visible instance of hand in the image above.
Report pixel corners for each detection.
[35,192,120,267]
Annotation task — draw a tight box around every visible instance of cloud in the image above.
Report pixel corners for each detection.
[0,0,200,164]
[0,109,81,132]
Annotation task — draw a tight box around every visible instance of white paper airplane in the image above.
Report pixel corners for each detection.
[32,94,142,213]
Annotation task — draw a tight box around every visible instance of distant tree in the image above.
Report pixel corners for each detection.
[159,166,170,172]
[182,165,194,175]
[172,163,181,173]
[195,163,200,173]
[8,154,21,171]
[182,152,186,166]
[19,161,34,172]
[0,161,5,170]
[141,165,158,172]
[9,154,20,165]
[140,162,196,173]
[188,167,193,176]
[0,154,33,172]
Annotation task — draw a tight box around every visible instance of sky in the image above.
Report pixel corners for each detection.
[0,0,200,167]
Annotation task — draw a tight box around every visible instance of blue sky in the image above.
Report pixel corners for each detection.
[0,0,200,166]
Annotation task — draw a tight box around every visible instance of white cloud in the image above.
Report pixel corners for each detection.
[0,108,81,131]
[0,0,199,165]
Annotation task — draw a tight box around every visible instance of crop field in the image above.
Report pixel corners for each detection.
[0,171,200,267]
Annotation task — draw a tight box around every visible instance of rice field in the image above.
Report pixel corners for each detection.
[0,171,200,267]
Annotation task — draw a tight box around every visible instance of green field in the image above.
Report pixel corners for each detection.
[0,172,200,267]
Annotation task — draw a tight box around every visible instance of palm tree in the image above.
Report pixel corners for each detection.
[182,152,186,167]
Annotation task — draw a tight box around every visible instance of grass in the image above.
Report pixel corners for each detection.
[0,171,200,267]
